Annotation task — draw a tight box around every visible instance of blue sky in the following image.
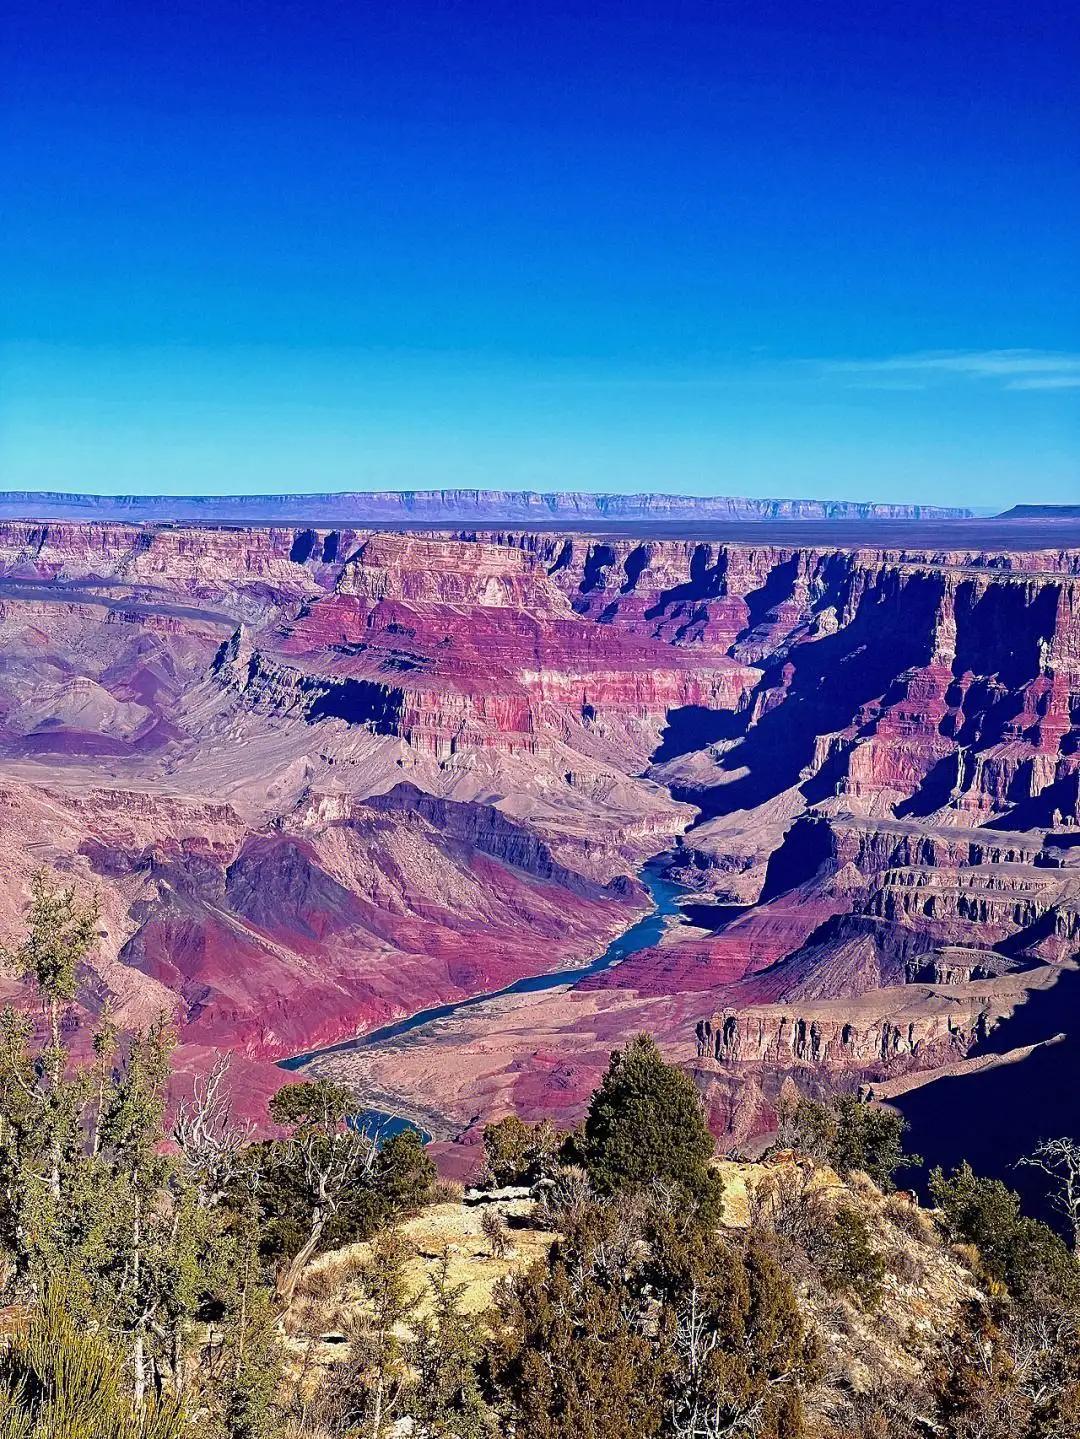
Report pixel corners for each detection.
[2,0,1078,506]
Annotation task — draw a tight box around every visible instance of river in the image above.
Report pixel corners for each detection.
[280,855,699,1139]
[279,852,1080,1217]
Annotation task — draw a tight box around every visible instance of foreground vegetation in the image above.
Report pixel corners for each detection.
[1,871,1079,1437]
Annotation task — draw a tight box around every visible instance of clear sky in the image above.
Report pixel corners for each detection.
[2,0,1078,506]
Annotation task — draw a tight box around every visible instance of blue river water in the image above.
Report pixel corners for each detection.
[278,848,1079,1219]
[280,857,694,1141]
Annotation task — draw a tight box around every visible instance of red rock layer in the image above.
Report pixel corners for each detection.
[0,520,1077,1147]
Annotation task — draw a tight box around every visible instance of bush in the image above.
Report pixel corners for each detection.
[883,1191,937,1245]
[0,1297,186,1439]
[489,1197,819,1439]
[481,1115,563,1187]
[929,1162,1080,1307]
[481,1208,512,1259]
[747,1163,829,1270]
[813,1204,886,1307]
[885,1245,925,1287]
[793,1095,918,1191]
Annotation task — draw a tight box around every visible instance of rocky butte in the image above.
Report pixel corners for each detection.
[0,497,1078,1174]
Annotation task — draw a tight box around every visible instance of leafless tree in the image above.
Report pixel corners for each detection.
[747,1162,829,1274]
[172,1054,252,1205]
[1009,1299,1080,1411]
[481,1207,512,1259]
[1019,1137,1080,1252]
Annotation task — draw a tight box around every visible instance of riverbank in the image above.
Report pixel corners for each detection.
[281,855,698,1140]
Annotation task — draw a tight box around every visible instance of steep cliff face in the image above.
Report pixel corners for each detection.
[0,517,1077,1151]
[695,991,995,1068]
[214,534,756,768]
[0,519,330,599]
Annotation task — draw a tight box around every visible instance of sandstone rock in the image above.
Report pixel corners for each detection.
[0,517,1077,1154]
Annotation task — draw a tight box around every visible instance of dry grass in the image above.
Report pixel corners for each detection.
[301,1195,556,1327]
[715,1153,983,1436]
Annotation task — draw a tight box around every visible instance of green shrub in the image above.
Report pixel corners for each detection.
[0,1297,185,1439]
[813,1204,886,1306]
[793,1095,918,1191]
[481,1115,563,1187]
[929,1162,1080,1307]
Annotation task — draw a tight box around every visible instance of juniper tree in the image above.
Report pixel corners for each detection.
[582,1033,722,1220]
[269,1079,378,1305]
[318,1232,417,1439]
[411,1251,495,1439]
[791,1093,917,1190]
[482,1115,563,1187]
[0,870,100,1200]
[0,869,99,1069]
[0,869,246,1419]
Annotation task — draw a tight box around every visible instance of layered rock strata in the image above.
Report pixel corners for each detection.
[0,517,1077,1151]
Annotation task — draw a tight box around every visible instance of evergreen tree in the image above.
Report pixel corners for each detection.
[581,1034,722,1218]
[791,1093,918,1190]
[490,1195,819,1439]
[489,1201,665,1439]
[412,1251,495,1438]
[0,871,99,1207]
[0,869,99,1074]
[218,1283,286,1439]
[930,1162,1080,1307]
[645,1207,820,1439]
[0,1295,186,1439]
[482,1115,563,1187]
[0,870,256,1427]
[266,1081,386,1302]
[318,1232,417,1438]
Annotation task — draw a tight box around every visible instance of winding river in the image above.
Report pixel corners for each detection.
[279,850,1080,1223]
[280,856,698,1139]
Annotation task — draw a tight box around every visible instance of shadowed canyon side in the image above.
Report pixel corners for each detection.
[0,517,1078,1165]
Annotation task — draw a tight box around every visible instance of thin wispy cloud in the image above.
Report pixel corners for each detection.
[822,349,1080,389]
[1005,375,1080,391]
[516,349,1080,395]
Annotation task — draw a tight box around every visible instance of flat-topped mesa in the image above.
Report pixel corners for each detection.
[0,519,334,598]
[0,489,975,522]
[335,534,575,612]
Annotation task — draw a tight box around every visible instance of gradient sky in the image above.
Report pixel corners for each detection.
[3,0,1078,506]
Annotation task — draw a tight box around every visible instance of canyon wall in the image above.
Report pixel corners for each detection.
[0,517,1077,1149]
